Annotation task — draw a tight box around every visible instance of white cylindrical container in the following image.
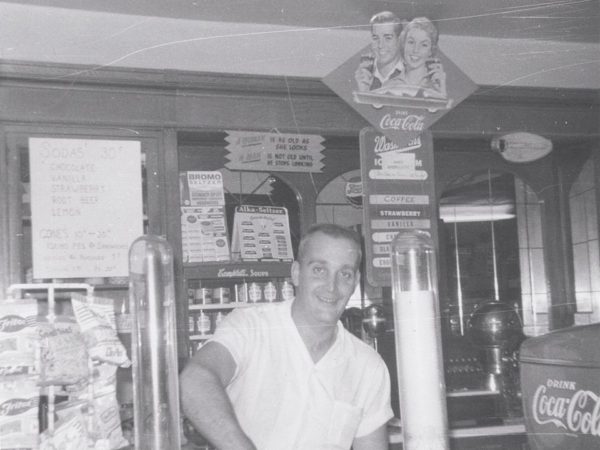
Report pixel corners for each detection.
[129,235,182,450]
[390,230,449,450]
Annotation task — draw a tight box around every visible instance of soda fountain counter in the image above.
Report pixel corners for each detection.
[519,323,600,450]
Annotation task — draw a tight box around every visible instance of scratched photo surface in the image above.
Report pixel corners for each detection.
[1,1,598,450]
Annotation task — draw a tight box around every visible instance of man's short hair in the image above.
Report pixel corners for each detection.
[297,223,362,269]
[369,11,403,36]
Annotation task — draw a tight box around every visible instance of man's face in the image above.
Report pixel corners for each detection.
[291,232,360,327]
[371,22,402,68]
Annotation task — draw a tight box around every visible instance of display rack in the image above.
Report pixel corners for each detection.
[185,262,294,349]
[5,282,96,448]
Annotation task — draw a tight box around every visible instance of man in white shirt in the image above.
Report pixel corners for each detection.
[355,11,405,92]
[180,223,393,449]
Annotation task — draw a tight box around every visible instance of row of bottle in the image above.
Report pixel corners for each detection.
[187,279,295,305]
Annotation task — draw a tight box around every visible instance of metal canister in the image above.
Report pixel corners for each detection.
[235,283,249,303]
[264,281,277,303]
[248,282,262,303]
[195,288,213,305]
[213,287,231,304]
[188,313,196,333]
[187,281,198,304]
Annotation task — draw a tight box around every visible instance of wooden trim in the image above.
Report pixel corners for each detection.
[1,60,598,140]
[2,60,598,106]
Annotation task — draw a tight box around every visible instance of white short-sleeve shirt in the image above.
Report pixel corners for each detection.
[210,300,394,450]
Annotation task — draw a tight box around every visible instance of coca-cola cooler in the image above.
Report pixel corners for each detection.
[519,323,600,449]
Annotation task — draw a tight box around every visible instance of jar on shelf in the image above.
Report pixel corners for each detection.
[194,287,213,305]
[213,287,231,304]
[248,282,262,303]
[280,278,295,302]
[264,281,277,303]
[196,311,211,336]
[235,283,249,303]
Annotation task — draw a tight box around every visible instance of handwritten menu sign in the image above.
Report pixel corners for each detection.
[360,128,437,286]
[231,205,293,261]
[225,130,324,173]
[29,138,143,279]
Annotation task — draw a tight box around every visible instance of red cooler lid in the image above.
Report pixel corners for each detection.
[519,323,600,368]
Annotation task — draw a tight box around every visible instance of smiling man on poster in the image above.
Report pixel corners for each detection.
[354,11,404,92]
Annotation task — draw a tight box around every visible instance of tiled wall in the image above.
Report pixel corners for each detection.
[569,157,600,325]
[515,179,550,336]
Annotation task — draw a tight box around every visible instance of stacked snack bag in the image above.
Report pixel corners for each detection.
[0,299,40,450]
[0,291,131,450]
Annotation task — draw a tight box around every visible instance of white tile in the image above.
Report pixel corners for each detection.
[578,158,595,193]
[534,293,549,313]
[528,204,544,248]
[535,312,549,325]
[585,189,598,240]
[516,206,529,247]
[575,290,592,312]
[569,194,586,244]
[531,249,548,294]
[589,240,600,292]
[574,313,591,326]
[519,249,532,294]
[591,291,600,316]
[573,242,591,293]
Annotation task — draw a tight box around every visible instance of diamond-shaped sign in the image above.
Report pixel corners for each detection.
[323,17,477,148]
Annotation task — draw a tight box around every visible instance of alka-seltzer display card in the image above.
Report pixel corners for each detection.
[231,205,293,262]
[29,138,143,279]
[180,171,230,263]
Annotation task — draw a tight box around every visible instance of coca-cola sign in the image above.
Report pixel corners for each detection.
[379,114,425,132]
[532,382,600,437]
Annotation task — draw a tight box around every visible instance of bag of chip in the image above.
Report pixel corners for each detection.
[38,316,89,386]
[71,294,130,367]
[0,377,40,449]
[0,299,39,378]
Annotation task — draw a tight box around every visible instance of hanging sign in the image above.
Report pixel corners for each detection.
[360,128,437,286]
[225,130,324,173]
[29,138,143,279]
[323,15,477,148]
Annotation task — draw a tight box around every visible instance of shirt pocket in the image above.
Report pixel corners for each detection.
[326,401,362,449]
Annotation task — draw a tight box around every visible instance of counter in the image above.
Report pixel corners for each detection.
[388,418,527,450]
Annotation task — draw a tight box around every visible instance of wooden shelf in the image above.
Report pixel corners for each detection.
[189,302,259,311]
[183,261,292,280]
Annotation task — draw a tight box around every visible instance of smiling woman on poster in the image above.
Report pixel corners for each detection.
[372,17,447,99]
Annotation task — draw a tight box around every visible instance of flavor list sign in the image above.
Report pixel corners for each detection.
[225,130,324,173]
[29,138,143,279]
[360,128,437,286]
